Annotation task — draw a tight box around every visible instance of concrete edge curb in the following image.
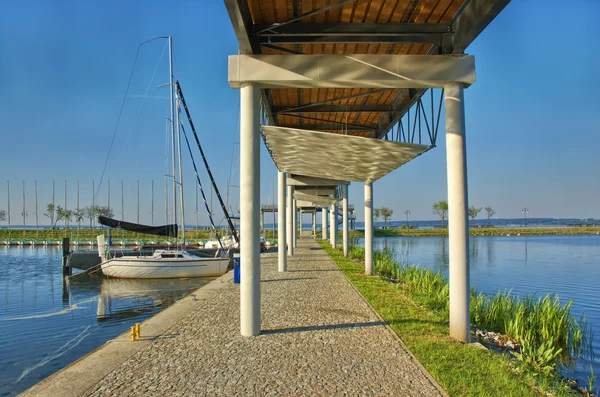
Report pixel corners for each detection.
[20,271,234,397]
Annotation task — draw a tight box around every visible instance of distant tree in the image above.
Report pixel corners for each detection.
[432,201,448,228]
[73,208,85,229]
[0,210,6,222]
[54,206,65,228]
[96,206,114,219]
[484,207,496,227]
[379,207,394,229]
[64,209,73,228]
[44,203,55,228]
[374,208,382,228]
[468,206,482,227]
[84,205,99,229]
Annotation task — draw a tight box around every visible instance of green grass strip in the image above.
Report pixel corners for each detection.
[319,240,580,397]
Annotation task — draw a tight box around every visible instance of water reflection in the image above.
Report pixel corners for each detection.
[368,234,600,389]
[0,246,213,396]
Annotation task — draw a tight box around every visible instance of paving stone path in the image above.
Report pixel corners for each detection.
[85,239,446,396]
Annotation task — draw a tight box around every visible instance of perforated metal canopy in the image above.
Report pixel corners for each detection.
[294,191,340,207]
[262,126,429,183]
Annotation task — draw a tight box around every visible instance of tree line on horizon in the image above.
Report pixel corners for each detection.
[432,200,496,227]
[0,203,114,229]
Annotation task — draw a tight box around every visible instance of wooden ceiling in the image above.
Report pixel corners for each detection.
[226,0,510,138]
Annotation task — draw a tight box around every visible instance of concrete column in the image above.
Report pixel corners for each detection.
[312,211,316,237]
[322,207,328,239]
[364,182,373,275]
[278,171,287,272]
[343,185,349,257]
[329,203,335,247]
[445,82,470,343]
[260,211,264,234]
[239,83,260,336]
[286,185,294,256]
[292,199,297,248]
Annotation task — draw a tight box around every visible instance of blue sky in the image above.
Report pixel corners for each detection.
[1,0,599,226]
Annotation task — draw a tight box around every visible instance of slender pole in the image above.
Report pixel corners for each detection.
[175,94,186,244]
[151,180,154,225]
[108,180,111,213]
[121,180,124,220]
[365,182,374,275]
[272,179,275,239]
[445,82,470,343]
[239,83,261,336]
[64,180,67,228]
[343,185,349,257]
[168,36,177,246]
[195,181,198,240]
[90,180,93,229]
[35,181,38,239]
[137,180,140,224]
[22,181,26,236]
[52,181,55,232]
[329,203,335,247]
[286,185,293,256]
[7,181,10,241]
[165,179,169,225]
[77,180,80,233]
[278,171,286,271]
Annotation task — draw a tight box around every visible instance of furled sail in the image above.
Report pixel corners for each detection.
[98,216,178,237]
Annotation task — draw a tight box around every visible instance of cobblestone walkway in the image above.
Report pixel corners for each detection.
[85,239,446,396]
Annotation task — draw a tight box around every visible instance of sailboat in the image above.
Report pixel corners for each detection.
[96,36,232,279]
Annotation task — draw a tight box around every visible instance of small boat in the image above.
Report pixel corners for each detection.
[99,247,229,279]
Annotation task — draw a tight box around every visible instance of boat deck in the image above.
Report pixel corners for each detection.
[22,239,446,396]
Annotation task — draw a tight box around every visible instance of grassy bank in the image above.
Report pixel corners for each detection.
[0,228,221,242]
[347,226,600,238]
[320,240,595,396]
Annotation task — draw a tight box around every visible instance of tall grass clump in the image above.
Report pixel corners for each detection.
[344,240,594,378]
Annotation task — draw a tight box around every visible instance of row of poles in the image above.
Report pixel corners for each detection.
[2,180,216,238]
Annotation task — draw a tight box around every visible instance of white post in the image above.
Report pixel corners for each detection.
[287,185,294,256]
[278,171,287,271]
[343,185,349,257]
[445,82,470,343]
[365,182,374,275]
[239,83,261,337]
[312,211,316,237]
[292,199,297,248]
[329,203,335,247]
[322,207,327,239]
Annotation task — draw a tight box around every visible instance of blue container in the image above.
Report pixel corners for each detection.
[233,258,240,284]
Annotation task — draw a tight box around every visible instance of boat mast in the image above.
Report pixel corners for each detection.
[168,36,178,245]
[175,79,185,244]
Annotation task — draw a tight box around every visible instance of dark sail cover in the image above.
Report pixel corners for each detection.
[98,216,178,237]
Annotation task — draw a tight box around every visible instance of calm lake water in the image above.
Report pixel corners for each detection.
[361,234,600,389]
[0,246,213,397]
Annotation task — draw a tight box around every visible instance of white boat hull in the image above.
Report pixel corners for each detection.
[101,257,230,279]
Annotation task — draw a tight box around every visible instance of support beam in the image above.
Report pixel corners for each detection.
[274,104,390,114]
[364,182,373,275]
[239,83,260,337]
[229,54,476,89]
[343,185,349,257]
[286,185,294,256]
[445,82,470,343]
[278,123,376,132]
[288,175,350,187]
[322,207,328,239]
[451,0,512,54]
[278,171,287,271]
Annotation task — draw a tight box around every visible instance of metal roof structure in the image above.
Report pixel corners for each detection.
[263,126,428,182]
[225,0,509,139]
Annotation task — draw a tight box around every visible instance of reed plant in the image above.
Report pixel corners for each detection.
[345,240,594,379]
